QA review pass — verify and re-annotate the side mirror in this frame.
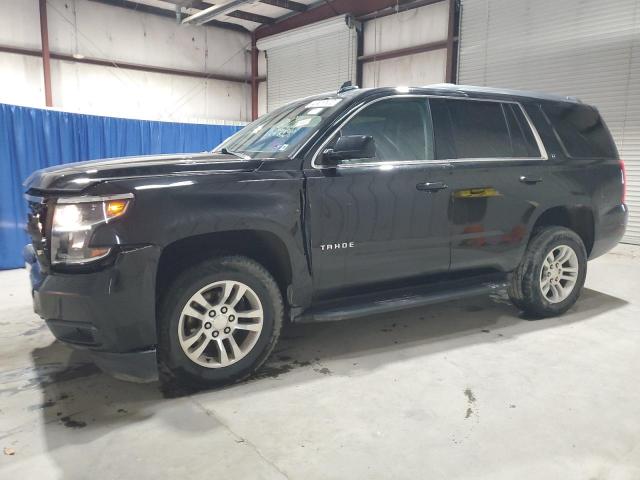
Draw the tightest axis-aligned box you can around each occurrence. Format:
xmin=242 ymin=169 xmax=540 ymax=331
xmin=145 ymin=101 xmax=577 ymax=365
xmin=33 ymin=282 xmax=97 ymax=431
xmin=321 ymin=135 xmax=376 ymax=167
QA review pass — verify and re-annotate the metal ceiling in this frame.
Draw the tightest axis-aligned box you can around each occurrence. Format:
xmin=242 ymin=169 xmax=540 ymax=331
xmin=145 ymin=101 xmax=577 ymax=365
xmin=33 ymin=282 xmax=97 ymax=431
xmin=89 ymin=0 xmax=320 ymax=32
xmin=88 ymin=0 xmax=441 ymax=39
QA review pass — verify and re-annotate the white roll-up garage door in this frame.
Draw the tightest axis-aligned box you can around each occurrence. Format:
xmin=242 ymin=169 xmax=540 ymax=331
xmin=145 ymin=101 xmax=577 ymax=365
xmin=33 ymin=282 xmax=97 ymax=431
xmin=257 ymin=15 xmax=358 ymax=112
xmin=458 ymin=0 xmax=640 ymax=244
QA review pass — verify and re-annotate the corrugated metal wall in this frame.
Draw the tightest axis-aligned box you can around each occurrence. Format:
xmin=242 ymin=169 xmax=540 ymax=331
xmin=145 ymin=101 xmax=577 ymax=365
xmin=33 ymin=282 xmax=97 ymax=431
xmin=258 ymin=17 xmax=358 ymax=111
xmin=458 ymin=0 xmax=640 ymax=244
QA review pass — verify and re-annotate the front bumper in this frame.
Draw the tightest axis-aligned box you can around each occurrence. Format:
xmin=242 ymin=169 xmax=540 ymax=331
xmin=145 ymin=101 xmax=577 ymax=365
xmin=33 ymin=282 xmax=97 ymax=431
xmin=25 ymin=244 xmax=161 ymax=382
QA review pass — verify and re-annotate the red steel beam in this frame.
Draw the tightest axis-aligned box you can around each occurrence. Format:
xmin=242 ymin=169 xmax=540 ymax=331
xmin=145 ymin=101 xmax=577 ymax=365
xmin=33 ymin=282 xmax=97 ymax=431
xmin=358 ymin=40 xmax=448 ymax=63
xmin=0 ymin=44 xmax=251 ymax=83
xmin=38 ymin=0 xmax=53 ymax=107
xmin=251 ymin=32 xmax=259 ymax=120
xmin=255 ymin=0 xmax=415 ymax=40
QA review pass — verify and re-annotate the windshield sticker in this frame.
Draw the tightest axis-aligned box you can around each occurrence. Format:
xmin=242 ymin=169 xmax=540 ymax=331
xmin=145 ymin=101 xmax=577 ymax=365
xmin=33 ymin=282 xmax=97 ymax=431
xmin=273 ymin=121 xmax=297 ymax=137
xmin=294 ymin=118 xmax=313 ymax=127
xmin=278 ymin=144 xmax=289 ymax=151
xmin=305 ymin=98 xmax=342 ymax=108
xmin=306 ymin=107 xmax=324 ymax=115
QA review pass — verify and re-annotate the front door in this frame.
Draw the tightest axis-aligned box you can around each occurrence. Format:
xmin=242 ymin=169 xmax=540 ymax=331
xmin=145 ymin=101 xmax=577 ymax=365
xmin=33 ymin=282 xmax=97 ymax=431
xmin=304 ymin=97 xmax=451 ymax=299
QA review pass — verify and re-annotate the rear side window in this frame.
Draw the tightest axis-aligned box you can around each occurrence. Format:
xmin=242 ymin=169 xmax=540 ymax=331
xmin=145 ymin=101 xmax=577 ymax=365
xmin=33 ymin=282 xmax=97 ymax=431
xmin=504 ymin=103 xmax=542 ymax=158
xmin=430 ymin=98 xmax=542 ymax=160
xmin=542 ymin=102 xmax=617 ymax=159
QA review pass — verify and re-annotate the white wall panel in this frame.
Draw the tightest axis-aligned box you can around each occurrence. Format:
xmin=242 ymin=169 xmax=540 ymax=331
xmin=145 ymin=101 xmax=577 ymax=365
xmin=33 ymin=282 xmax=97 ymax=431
xmin=258 ymin=81 xmax=267 ymax=117
xmin=0 ymin=53 xmax=44 ymax=107
xmin=362 ymin=2 xmax=449 ymax=88
xmin=50 ymin=59 xmax=250 ymax=123
xmin=0 ymin=0 xmax=40 ymax=49
xmin=363 ymin=1 xmax=448 ymax=55
xmin=45 ymin=0 xmax=249 ymax=77
xmin=362 ymin=49 xmax=447 ymax=88
xmin=458 ymin=0 xmax=640 ymax=244
xmin=0 ymin=0 xmax=251 ymax=123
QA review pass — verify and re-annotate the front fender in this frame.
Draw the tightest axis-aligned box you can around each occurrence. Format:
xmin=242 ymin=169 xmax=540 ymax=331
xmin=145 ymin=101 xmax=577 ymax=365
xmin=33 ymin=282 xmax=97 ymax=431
xmin=89 ymin=170 xmax=313 ymax=306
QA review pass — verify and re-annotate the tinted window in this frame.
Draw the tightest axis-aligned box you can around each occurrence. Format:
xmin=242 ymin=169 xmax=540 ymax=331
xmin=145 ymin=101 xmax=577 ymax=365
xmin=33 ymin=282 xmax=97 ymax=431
xmin=430 ymin=99 xmax=456 ymax=160
xmin=432 ymin=98 xmax=512 ymax=159
xmin=338 ymin=98 xmax=433 ymax=162
xmin=543 ymin=103 xmax=617 ymax=159
xmin=504 ymin=103 xmax=541 ymax=158
xmin=431 ymin=98 xmax=542 ymax=159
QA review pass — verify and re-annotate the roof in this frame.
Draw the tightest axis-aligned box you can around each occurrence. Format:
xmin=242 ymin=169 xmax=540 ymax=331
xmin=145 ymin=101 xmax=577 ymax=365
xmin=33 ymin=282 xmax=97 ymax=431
xmin=320 ymin=84 xmax=583 ymax=105
xmin=425 ymin=84 xmax=582 ymax=104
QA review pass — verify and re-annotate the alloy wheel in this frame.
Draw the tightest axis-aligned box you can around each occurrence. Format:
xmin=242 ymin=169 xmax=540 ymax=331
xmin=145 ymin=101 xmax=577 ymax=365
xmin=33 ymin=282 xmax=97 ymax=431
xmin=178 ymin=280 xmax=264 ymax=368
xmin=539 ymin=244 xmax=579 ymax=304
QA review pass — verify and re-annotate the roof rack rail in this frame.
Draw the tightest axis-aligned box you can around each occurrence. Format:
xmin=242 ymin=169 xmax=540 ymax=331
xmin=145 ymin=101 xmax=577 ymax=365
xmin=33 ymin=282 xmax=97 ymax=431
xmin=338 ymin=81 xmax=359 ymax=94
xmin=422 ymin=83 xmax=469 ymax=96
xmin=425 ymin=83 xmax=583 ymax=104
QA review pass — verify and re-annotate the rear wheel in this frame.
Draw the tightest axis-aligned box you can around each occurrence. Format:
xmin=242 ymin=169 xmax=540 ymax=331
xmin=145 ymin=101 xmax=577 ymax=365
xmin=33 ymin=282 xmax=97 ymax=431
xmin=508 ymin=226 xmax=587 ymax=318
xmin=158 ymin=255 xmax=283 ymax=388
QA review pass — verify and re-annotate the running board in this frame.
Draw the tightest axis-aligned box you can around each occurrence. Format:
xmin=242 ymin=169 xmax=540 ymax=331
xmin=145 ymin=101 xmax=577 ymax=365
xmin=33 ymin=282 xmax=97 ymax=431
xmin=299 ymin=274 xmax=508 ymax=323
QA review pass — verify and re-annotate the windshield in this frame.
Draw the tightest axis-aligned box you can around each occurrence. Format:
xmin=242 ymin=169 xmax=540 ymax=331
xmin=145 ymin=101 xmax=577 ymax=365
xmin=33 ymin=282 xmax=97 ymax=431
xmin=215 ymin=97 xmax=346 ymax=159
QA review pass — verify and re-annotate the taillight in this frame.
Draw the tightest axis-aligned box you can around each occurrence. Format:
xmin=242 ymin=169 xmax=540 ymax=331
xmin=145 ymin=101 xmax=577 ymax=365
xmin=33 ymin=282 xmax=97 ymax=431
xmin=620 ymin=159 xmax=626 ymax=204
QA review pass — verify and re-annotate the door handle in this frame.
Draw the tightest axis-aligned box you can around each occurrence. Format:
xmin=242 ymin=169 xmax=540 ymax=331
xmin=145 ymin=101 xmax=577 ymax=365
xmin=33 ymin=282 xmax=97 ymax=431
xmin=519 ymin=176 xmax=543 ymax=184
xmin=416 ymin=181 xmax=448 ymax=192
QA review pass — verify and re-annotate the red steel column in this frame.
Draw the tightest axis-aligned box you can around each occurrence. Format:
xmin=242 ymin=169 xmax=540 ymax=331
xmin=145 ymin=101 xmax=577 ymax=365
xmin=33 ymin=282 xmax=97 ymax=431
xmin=445 ymin=0 xmax=456 ymax=83
xmin=39 ymin=0 xmax=53 ymax=106
xmin=251 ymin=31 xmax=259 ymax=120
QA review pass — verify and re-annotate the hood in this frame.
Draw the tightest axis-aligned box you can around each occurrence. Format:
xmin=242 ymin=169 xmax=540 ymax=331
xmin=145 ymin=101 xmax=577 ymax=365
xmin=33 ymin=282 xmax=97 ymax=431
xmin=24 ymin=152 xmax=264 ymax=193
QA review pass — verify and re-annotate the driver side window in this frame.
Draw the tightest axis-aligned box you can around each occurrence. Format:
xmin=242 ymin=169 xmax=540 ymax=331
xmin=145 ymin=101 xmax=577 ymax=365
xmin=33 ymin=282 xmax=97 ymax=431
xmin=336 ymin=98 xmax=434 ymax=164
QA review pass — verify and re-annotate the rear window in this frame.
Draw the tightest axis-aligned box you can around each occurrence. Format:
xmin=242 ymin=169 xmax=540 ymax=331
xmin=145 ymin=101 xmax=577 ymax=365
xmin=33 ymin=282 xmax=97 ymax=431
xmin=430 ymin=98 xmax=541 ymax=160
xmin=542 ymin=102 xmax=617 ymax=159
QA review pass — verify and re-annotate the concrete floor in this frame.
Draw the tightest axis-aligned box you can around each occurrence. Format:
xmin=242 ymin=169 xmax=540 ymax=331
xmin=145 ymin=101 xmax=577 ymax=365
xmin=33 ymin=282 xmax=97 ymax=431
xmin=1 ymin=245 xmax=639 ymax=480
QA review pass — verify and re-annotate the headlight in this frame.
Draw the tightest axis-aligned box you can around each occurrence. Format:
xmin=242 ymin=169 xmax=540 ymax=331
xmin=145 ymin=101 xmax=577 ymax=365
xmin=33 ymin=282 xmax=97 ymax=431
xmin=51 ymin=194 xmax=133 ymax=265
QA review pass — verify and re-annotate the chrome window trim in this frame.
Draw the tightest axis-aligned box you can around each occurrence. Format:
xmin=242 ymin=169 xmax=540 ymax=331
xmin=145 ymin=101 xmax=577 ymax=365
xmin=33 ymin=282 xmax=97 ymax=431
xmin=56 ymin=193 xmax=134 ymax=204
xmin=310 ymin=94 xmax=549 ymax=170
xmin=517 ymin=102 xmax=549 ymax=160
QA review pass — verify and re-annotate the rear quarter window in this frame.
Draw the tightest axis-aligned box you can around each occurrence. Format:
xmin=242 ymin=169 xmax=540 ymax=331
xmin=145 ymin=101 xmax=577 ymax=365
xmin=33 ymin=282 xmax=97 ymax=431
xmin=542 ymin=102 xmax=617 ymax=159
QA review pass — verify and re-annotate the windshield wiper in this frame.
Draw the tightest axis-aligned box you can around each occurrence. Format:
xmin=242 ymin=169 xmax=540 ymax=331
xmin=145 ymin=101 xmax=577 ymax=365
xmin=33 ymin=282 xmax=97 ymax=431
xmin=218 ymin=147 xmax=250 ymax=160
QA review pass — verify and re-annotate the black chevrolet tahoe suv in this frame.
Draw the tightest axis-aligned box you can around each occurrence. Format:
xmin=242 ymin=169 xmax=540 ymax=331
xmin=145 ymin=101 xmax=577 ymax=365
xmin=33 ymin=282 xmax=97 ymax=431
xmin=23 ymin=84 xmax=627 ymax=386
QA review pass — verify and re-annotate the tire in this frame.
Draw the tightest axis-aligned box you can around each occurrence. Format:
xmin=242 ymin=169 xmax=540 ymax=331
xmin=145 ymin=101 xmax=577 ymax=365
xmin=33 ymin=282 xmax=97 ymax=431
xmin=158 ymin=255 xmax=283 ymax=388
xmin=508 ymin=226 xmax=587 ymax=318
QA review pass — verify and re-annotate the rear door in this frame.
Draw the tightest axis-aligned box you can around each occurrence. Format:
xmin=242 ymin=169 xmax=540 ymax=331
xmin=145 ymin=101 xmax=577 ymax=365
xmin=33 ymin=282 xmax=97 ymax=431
xmin=304 ymin=96 xmax=452 ymax=299
xmin=429 ymin=97 xmax=549 ymax=273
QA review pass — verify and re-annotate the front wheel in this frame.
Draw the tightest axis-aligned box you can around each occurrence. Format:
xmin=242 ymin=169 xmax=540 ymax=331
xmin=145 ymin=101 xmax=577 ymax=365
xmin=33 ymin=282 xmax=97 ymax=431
xmin=508 ymin=226 xmax=587 ymax=318
xmin=158 ymin=255 xmax=283 ymax=388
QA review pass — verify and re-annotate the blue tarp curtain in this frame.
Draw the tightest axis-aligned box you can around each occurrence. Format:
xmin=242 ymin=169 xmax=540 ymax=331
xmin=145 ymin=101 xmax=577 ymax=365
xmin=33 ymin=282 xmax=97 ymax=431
xmin=0 ymin=103 xmax=242 ymax=269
